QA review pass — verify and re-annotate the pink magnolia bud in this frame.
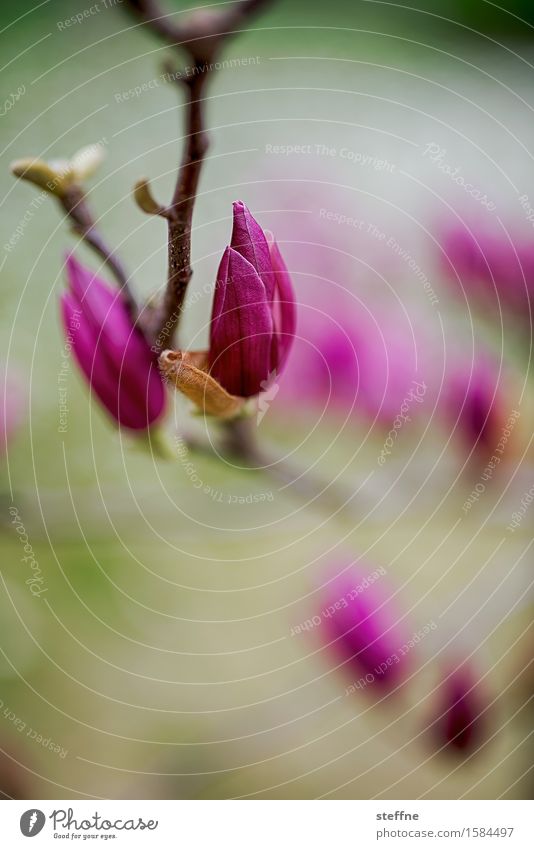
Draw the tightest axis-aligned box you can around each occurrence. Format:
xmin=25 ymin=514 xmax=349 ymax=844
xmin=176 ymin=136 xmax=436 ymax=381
xmin=429 ymin=662 xmax=489 ymax=754
xmin=60 ymin=255 xmax=166 ymax=431
xmin=209 ymin=202 xmax=296 ymax=397
xmin=319 ymin=563 xmax=410 ymax=691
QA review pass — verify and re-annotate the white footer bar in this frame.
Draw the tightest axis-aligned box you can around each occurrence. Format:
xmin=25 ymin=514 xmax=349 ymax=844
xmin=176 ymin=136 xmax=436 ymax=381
xmin=1 ymin=799 xmax=531 ymax=848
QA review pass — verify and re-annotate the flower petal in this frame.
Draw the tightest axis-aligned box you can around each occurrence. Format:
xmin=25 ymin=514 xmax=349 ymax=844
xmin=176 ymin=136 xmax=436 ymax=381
xmin=231 ymin=201 xmax=274 ymax=300
xmin=61 ymin=294 xmax=151 ymax=429
xmin=65 ymin=254 xmax=132 ymax=347
xmin=267 ymin=234 xmax=296 ymax=370
xmin=62 ymin=260 xmax=166 ymax=430
xmin=209 ymin=247 xmax=273 ymax=397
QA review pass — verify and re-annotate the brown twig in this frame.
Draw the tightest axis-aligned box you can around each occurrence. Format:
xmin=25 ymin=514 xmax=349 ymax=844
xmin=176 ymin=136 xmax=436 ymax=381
xmin=159 ymin=67 xmax=209 ymax=347
xmin=59 ymin=184 xmax=137 ymax=318
xmin=124 ymin=0 xmax=272 ymax=348
xmin=125 ymin=0 xmax=271 ymax=63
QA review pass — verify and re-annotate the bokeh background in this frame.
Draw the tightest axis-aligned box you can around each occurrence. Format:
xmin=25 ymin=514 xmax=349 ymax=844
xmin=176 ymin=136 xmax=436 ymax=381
xmin=0 ymin=0 xmax=533 ymax=799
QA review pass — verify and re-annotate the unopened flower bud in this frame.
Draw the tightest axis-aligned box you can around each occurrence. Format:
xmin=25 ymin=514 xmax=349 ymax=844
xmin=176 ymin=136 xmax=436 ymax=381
xmin=209 ymin=201 xmax=296 ymax=398
xmin=10 ymin=143 xmax=105 ymax=198
xmin=60 ymin=255 xmax=166 ymax=431
xmin=10 ymin=157 xmax=70 ymax=196
xmin=161 ymin=202 xmax=297 ymax=417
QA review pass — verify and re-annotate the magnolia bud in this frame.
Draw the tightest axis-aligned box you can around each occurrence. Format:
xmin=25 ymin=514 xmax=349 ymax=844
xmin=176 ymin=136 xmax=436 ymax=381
xmin=10 ymin=157 xmax=71 ymax=196
xmin=11 ymin=143 xmax=105 ymax=199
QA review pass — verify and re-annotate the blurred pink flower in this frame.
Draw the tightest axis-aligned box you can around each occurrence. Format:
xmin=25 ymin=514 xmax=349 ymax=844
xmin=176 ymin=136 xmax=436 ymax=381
xmin=441 ymin=225 xmax=534 ymax=315
xmin=318 ymin=562 xmax=411 ymax=691
xmin=257 ymin=186 xmax=435 ymax=425
xmin=429 ymin=662 xmax=489 ymax=755
xmin=278 ymin=292 xmax=429 ymax=426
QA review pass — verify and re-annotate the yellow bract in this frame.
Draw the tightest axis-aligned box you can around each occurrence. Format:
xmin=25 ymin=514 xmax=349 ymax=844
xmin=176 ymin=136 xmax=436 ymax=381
xmin=159 ymin=350 xmax=245 ymax=420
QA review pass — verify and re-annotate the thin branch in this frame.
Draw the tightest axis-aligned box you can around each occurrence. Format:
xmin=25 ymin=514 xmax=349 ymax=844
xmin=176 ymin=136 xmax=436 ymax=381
xmin=60 ymin=184 xmax=137 ymax=319
xmin=158 ymin=68 xmax=209 ymax=348
xmin=11 ymin=156 xmax=137 ymax=319
xmin=126 ymin=0 xmax=271 ymax=62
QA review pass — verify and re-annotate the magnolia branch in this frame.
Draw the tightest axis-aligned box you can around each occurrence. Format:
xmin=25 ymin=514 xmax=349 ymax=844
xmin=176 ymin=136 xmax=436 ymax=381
xmin=59 ymin=184 xmax=137 ymax=317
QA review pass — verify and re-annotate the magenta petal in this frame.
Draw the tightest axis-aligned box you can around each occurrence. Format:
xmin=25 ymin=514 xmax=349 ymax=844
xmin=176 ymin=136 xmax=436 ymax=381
xmin=209 ymin=246 xmax=230 ymax=344
xmin=230 ymin=201 xmax=274 ymax=300
xmin=62 ymin=294 xmax=161 ymax=430
xmin=268 ymin=237 xmax=296 ymax=370
xmin=61 ymin=293 xmax=137 ymax=426
xmin=209 ymin=247 xmax=273 ymax=397
xmin=66 ymin=254 xmax=133 ymax=347
xmin=62 ymin=258 xmax=166 ymax=431
xmin=320 ymin=564 xmax=410 ymax=691
xmin=441 ymin=226 xmax=534 ymax=312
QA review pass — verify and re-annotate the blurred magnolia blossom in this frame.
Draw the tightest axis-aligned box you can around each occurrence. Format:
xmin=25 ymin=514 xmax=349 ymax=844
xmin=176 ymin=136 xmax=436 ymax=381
xmin=441 ymin=224 xmax=534 ymax=316
xmin=279 ymin=189 xmax=516 ymax=464
xmin=277 ymin=276 xmax=436 ymax=427
xmin=318 ymin=561 xmax=411 ymax=692
xmin=1 ymin=368 xmax=24 ymax=452
xmin=259 ymin=180 xmax=439 ymax=426
xmin=428 ymin=662 xmax=489 ymax=756
xmin=262 ymin=183 xmax=518 ymax=465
